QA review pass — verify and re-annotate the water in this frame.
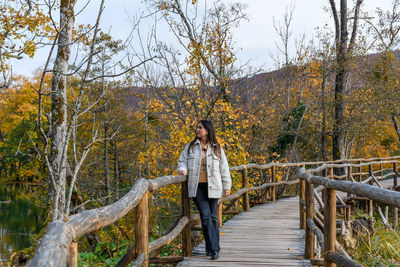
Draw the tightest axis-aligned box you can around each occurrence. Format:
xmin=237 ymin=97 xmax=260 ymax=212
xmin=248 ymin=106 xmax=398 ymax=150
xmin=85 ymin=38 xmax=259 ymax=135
xmin=0 ymin=185 xmax=45 ymax=261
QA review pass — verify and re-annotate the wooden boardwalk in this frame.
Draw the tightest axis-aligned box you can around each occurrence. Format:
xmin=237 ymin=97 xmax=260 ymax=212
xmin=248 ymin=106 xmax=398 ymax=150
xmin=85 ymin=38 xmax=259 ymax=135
xmin=178 ymin=197 xmax=311 ymax=266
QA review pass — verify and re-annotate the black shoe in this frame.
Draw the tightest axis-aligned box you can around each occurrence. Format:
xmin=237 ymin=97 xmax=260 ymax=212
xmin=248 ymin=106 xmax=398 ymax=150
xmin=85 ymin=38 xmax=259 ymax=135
xmin=206 ymin=250 xmax=211 ymax=256
xmin=211 ymin=250 xmax=219 ymax=260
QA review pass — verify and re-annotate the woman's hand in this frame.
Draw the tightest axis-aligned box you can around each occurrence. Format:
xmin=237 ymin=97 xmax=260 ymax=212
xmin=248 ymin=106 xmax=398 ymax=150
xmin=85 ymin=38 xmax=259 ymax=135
xmin=223 ymin=189 xmax=230 ymax=197
xmin=178 ymin=170 xmax=187 ymax=176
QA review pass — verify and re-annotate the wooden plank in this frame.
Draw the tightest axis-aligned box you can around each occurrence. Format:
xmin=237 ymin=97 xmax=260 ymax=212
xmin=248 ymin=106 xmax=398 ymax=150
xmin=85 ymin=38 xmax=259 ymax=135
xmin=179 ymin=196 xmax=311 ymax=266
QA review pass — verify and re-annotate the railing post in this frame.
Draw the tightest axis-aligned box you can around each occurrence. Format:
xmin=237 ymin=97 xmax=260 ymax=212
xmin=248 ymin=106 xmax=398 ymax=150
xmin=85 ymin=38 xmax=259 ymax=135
xmin=358 ymin=160 xmax=362 ymax=182
xmin=182 ymin=181 xmax=192 ymax=257
xmin=393 ymin=162 xmax=398 ymax=231
xmin=368 ymin=165 xmax=374 ymax=217
xmin=218 ymin=202 xmax=223 ymax=228
xmin=242 ymin=168 xmax=250 ymax=211
xmin=66 ymin=241 xmax=78 ymax=267
xmin=271 ymin=166 xmax=276 ymax=202
xmin=345 ymin=166 xmax=352 ymax=222
xmin=135 ymin=191 xmax=149 ymax=266
xmin=305 ymin=180 xmax=315 ymax=259
xmin=323 ymin=187 xmax=336 ymax=267
xmin=299 ymin=178 xmax=306 ymax=230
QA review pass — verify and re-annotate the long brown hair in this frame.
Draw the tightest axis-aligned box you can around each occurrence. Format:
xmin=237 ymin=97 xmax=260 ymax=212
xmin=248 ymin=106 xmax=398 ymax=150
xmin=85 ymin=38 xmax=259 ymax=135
xmin=188 ymin=120 xmax=221 ymax=159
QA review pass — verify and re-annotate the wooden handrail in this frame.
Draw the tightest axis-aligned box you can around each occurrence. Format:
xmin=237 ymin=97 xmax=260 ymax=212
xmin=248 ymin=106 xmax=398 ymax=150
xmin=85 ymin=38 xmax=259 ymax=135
xmin=148 ymin=216 xmax=189 ymax=252
xmin=298 ymin=169 xmax=400 ymax=208
xmin=31 ymin=156 xmax=400 ymax=266
xmin=31 ymin=178 xmax=148 ymax=266
xmin=298 ymin=159 xmax=400 ymax=266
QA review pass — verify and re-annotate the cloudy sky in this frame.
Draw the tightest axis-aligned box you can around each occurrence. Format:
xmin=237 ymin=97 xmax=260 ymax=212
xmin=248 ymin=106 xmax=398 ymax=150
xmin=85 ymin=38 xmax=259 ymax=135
xmin=11 ymin=0 xmax=395 ymax=76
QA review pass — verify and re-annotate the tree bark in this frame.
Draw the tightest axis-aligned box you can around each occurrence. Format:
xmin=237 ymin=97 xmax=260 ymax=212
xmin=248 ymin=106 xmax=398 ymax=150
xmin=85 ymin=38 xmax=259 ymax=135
xmin=329 ymin=0 xmax=363 ymax=174
xmin=104 ymin=121 xmax=111 ymax=203
xmin=321 ymin=59 xmax=328 ymax=161
xmin=49 ymin=0 xmax=76 ymax=220
xmin=332 ymin=0 xmax=348 ymax=165
xmin=114 ymin=131 xmax=120 ymax=199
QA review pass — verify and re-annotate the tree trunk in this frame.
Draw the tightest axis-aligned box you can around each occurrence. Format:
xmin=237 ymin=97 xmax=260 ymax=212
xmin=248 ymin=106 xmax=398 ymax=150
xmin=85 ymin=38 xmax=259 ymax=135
xmin=104 ymin=122 xmax=111 ymax=203
xmin=332 ymin=0 xmax=348 ymax=165
xmin=49 ymin=0 xmax=76 ymax=220
xmin=392 ymin=115 xmax=400 ymax=142
xmin=320 ymin=56 xmax=329 ymax=161
xmin=114 ymin=131 xmax=120 ymax=199
xmin=329 ymin=0 xmax=363 ymax=173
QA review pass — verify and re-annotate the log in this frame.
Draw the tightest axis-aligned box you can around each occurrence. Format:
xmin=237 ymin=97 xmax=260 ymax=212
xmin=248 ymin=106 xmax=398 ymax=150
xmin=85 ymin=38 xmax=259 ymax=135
xmin=149 ymin=256 xmax=184 ymax=264
xmin=131 ymin=253 xmax=145 ymax=267
xmin=66 ymin=242 xmax=77 ymax=267
xmin=307 ymin=218 xmax=324 ymax=251
xmin=228 ymin=156 xmax=400 ymax=173
xmin=393 ymin=207 xmax=398 ymax=231
xmin=377 ymin=207 xmax=393 ymax=231
xmin=305 ymin=181 xmax=315 ymax=259
xmin=368 ymin=198 xmax=374 ymax=217
xmin=299 ymin=179 xmax=306 ymax=230
xmin=298 ymin=169 xmax=400 ymax=208
xmin=148 ymin=175 xmax=186 ymax=191
xmin=271 ymin=166 xmax=276 ymax=202
xmin=134 ymin=191 xmax=149 ymax=266
xmin=310 ymin=160 xmax=400 ymax=175
xmin=32 ymin=178 xmax=148 ymax=267
xmin=242 ymin=168 xmax=250 ymax=211
xmin=361 ymin=176 xmax=373 ymax=184
xmin=324 ymin=251 xmax=362 ymax=267
xmin=316 ymin=209 xmax=324 ymax=223
xmin=181 ymin=182 xmax=191 ymax=257
xmin=371 ymin=175 xmax=382 ymax=188
xmin=314 ymin=189 xmax=324 ymax=209
xmin=115 ymin=189 xmax=150 ymax=267
xmin=314 ymin=215 xmax=324 ymax=230
xmin=220 ymin=179 xmax=300 ymax=203
xmin=148 ymin=216 xmax=189 ymax=252
xmin=218 ymin=202 xmax=223 ymax=228
xmin=323 ymin=187 xmax=336 ymax=267
xmin=313 ymin=215 xmax=352 ymax=261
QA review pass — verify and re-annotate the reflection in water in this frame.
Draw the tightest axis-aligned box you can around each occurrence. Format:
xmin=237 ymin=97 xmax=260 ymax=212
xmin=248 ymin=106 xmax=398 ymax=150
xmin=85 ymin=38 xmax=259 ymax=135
xmin=0 ymin=185 xmax=45 ymax=261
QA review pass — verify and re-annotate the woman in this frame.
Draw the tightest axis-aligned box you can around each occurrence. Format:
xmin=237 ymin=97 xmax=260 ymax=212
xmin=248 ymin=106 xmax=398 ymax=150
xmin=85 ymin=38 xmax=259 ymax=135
xmin=177 ymin=120 xmax=231 ymax=260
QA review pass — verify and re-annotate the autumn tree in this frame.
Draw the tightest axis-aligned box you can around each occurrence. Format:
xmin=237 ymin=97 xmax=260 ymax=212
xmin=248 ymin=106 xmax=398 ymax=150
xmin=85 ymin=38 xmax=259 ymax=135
xmin=366 ymin=0 xmax=400 ymax=141
xmin=329 ymin=0 xmax=363 ymax=165
xmin=0 ymin=0 xmax=52 ymax=89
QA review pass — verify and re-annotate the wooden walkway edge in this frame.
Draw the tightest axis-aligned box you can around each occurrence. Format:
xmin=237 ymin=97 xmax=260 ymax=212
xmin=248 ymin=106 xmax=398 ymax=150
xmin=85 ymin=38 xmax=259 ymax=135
xmin=178 ymin=196 xmax=311 ymax=266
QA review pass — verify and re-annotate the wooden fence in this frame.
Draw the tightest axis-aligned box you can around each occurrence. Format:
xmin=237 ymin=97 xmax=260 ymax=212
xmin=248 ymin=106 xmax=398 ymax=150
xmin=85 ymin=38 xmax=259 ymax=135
xmin=298 ymin=158 xmax=400 ymax=267
xmin=30 ymin=156 xmax=400 ymax=266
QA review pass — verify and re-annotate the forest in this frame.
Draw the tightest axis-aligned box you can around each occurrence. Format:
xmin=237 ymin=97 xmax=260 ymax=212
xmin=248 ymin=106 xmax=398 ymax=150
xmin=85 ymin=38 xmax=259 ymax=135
xmin=1 ymin=0 xmax=400 ymax=266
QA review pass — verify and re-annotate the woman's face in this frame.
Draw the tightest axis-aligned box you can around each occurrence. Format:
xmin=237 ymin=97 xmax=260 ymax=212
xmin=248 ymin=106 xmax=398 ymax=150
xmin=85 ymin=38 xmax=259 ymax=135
xmin=196 ymin=122 xmax=208 ymax=140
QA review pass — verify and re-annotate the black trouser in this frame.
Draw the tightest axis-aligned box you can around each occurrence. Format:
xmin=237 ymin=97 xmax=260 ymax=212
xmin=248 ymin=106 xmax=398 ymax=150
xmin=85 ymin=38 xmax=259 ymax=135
xmin=193 ymin=183 xmax=220 ymax=252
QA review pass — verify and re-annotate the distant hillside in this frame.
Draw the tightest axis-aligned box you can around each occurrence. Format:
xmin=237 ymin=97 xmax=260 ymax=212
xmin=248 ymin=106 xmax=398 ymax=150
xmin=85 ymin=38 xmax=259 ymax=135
xmin=121 ymin=49 xmax=400 ymax=110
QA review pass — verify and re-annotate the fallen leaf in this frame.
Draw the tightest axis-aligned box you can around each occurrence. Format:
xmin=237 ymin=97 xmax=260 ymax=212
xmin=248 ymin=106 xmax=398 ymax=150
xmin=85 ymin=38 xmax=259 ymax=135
xmin=220 ymin=232 xmax=225 ymax=235
xmin=287 ymin=248 xmax=291 ymax=251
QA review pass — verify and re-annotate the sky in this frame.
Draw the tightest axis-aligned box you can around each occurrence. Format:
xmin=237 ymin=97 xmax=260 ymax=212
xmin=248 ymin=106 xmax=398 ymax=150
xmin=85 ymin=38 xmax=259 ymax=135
xmin=11 ymin=0 xmax=395 ymax=77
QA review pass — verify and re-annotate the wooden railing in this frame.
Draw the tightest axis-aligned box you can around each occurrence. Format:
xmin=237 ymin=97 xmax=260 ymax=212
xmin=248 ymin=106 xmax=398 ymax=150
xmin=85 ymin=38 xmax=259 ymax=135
xmin=298 ymin=158 xmax=400 ymax=267
xmin=31 ymin=156 xmax=400 ymax=266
